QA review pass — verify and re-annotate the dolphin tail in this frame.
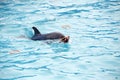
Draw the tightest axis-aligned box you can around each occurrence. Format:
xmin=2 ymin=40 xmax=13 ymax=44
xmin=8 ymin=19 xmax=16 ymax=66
xmin=32 ymin=26 xmax=41 ymax=35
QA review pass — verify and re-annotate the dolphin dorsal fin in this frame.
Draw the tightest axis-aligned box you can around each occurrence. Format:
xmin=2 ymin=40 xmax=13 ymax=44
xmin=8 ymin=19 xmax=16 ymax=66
xmin=32 ymin=27 xmax=41 ymax=35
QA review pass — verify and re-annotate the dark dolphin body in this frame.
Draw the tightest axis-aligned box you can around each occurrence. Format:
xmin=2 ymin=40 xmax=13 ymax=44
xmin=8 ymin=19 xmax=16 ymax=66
xmin=31 ymin=27 xmax=69 ymax=43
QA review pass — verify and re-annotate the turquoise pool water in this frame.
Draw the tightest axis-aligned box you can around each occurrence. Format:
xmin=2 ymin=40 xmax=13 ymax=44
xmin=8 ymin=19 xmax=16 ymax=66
xmin=0 ymin=0 xmax=120 ymax=80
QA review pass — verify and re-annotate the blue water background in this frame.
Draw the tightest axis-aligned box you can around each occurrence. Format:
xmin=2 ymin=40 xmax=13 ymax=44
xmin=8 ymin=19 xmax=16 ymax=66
xmin=0 ymin=0 xmax=120 ymax=80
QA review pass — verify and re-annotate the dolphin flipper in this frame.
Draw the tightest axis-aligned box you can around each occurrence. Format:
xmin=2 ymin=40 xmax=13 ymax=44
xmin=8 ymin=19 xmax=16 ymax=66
xmin=32 ymin=27 xmax=41 ymax=35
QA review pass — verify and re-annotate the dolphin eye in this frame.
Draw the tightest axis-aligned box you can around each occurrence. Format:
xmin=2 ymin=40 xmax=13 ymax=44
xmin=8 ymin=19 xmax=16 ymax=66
xmin=62 ymin=38 xmax=65 ymax=40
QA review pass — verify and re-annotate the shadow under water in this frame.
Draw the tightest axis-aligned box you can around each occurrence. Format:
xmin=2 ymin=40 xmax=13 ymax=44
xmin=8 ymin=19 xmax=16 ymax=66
xmin=48 ymin=42 xmax=70 ymax=53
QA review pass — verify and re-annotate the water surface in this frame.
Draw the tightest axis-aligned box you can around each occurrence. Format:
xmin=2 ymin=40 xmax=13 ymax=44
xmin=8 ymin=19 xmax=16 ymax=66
xmin=0 ymin=0 xmax=120 ymax=80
